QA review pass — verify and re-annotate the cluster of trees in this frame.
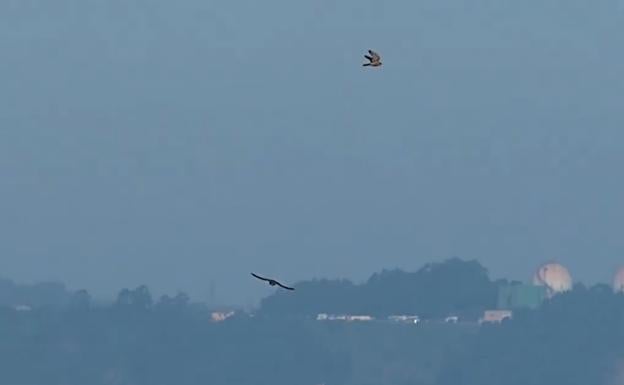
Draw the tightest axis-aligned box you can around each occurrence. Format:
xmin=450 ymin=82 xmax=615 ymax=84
xmin=437 ymin=283 xmax=624 ymax=385
xmin=2 ymin=261 xmax=624 ymax=385
xmin=260 ymin=258 xmax=498 ymax=319
xmin=0 ymin=286 xmax=349 ymax=385
xmin=0 ymin=278 xmax=71 ymax=307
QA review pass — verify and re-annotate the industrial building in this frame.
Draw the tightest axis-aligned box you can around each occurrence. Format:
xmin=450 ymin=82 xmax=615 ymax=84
xmin=533 ymin=262 xmax=573 ymax=297
xmin=497 ymin=284 xmax=546 ymax=310
xmin=485 ymin=262 xmax=574 ymax=323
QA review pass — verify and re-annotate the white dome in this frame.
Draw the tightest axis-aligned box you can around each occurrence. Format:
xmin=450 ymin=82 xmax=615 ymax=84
xmin=613 ymin=267 xmax=624 ymax=293
xmin=533 ymin=263 xmax=572 ymax=296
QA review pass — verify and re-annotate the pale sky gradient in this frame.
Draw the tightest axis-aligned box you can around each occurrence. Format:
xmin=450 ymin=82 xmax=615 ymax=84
xmin=1 ymin=0 xmax=624 ymax=305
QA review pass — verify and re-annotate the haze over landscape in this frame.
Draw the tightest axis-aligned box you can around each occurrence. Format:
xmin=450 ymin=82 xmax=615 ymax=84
xmin=2 ymin=0 xmax=624 ymax=305
xmin=0 ymin=0 xmax=624 ymax=304
xmin=2 ymin=2 xmax=624 ymax=384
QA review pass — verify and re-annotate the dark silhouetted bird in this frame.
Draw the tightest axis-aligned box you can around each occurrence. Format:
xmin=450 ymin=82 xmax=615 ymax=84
xmin=363 ymin=49 xmax=382 ymax=67
xmin=251 ymin=273 xmax=295 ymax=290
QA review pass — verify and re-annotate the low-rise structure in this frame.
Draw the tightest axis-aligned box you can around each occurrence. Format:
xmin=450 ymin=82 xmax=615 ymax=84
xmin=388 ymin=315 xmax=420 ymax=324
xmin=497 ymin=284 xmax=546 ymax=310
xmin=316 ymin=313 xmax=374 ymax=322
xmin=211 ymin=310 xmax=236 ymax=322
xmin=479 ymin=310 xmax=512 ymax=324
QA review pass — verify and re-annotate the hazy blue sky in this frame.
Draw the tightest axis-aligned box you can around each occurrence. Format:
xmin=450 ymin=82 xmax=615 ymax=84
xmin=1 ymin=0 xmax=623 ymax=305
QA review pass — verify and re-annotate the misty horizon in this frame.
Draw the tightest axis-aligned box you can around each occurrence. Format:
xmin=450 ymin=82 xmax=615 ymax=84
xmin=2 ymin=1 xmax=623 ymax=384
xmin=2 ymin=0 xmax=624 ymax=306
xmin=0 ymin=257 xmax=622 ymax=308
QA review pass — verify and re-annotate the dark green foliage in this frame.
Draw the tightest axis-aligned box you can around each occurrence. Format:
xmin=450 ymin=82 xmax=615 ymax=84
xmin=2 ymin=268 xmax=624 ymax=385
xmin=0 ymin=278 xmax=71 ymax=307
xmin=436 ymin=284 xmax=624 ymax=385
xmin=0 ymin=286 xmax=351 ymax=385
xmin=260 ymin=278 xmax=359 ymax=317
xmin=260 ymin=258 xmax=498 ymax=319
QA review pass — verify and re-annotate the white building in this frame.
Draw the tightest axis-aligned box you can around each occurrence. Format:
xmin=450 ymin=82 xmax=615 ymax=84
xmin=388 ymin=315 xmax=420 ymax=324
xmin=316 ymin=313 xmax=374 ymax=322
xmin=479 ymin=310 xmax=512 ymax=324
xmin=211 ymin=310 xmax=236 ymax=322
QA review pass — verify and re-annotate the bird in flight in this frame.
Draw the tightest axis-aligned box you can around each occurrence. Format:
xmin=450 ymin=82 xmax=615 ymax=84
xmin=363 ymin=49 xmax=382 ymax=67
xmin=251 ymin=273 xmax=295 ymax=290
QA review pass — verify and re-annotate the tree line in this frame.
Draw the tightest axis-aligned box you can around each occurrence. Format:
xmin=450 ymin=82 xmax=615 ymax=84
xmin=2 ymin=259 xmax=624 ymax=385
xmin=259 ymin=257 xmax=499 ymax=319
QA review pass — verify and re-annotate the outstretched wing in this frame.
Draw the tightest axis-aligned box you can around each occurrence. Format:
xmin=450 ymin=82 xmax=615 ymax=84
xmin=276 ymin=281 xmax=295 ymax=291
xmin=364 ymin=54 xmax=373 ymax=61
xmin=368 ymin=50 xmax=380 ymax=61
xmin=251 ymin=273 xmax=271 ymax=282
